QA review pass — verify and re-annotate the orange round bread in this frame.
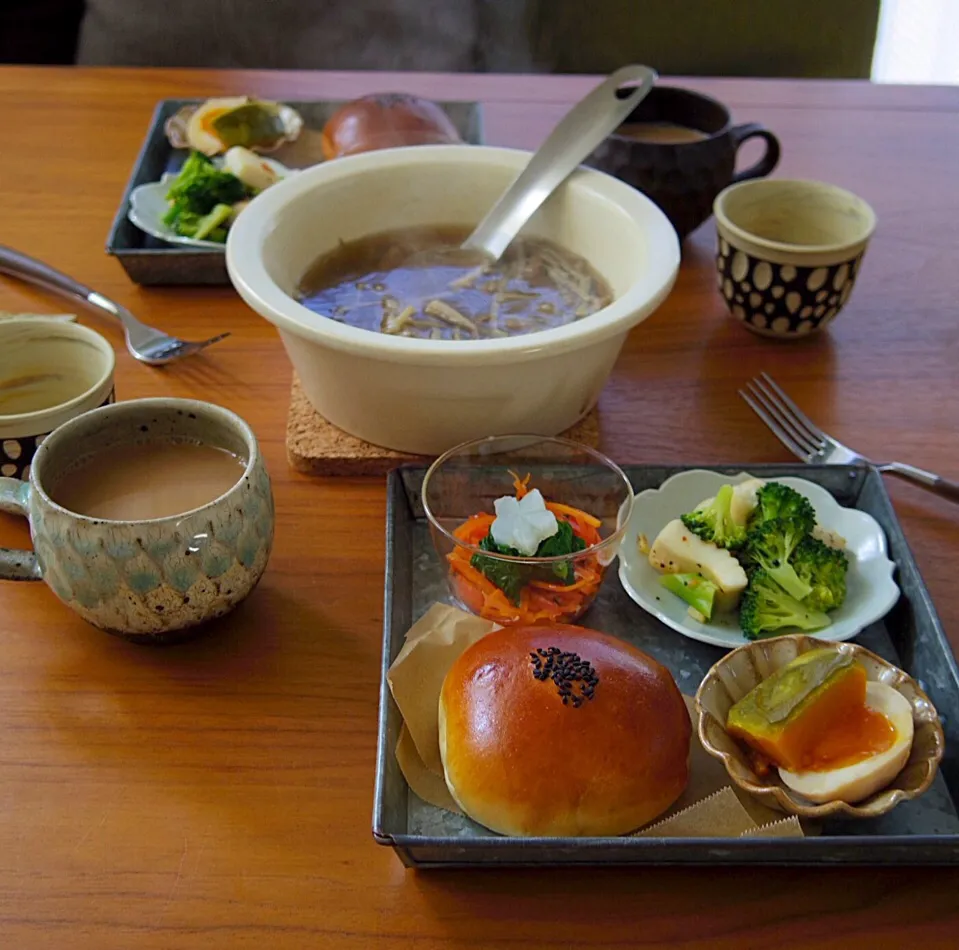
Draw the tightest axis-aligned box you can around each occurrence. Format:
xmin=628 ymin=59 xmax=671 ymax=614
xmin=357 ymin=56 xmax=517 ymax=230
xmin=438 ymin=624 xmax=691 ymax=837
xmin=320 ymin=93 xmax=462 ymax=160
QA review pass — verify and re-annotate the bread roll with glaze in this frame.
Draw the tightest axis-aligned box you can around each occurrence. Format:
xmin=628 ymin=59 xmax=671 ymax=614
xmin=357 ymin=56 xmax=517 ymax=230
xmin=438 ymin=623 xmax=690 ymax=837
xmin=321 ymin=93 xmax=462 ymax=159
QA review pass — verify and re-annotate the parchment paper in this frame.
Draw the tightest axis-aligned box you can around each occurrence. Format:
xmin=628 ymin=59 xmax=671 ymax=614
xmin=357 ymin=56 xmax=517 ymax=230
xmin=387 ymin=603 xmax=803 ymax=839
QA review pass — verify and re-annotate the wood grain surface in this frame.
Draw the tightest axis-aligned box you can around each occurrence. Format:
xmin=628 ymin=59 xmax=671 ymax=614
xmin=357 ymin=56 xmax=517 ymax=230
xmin=0 ymin=67 xmax=957 ymax=948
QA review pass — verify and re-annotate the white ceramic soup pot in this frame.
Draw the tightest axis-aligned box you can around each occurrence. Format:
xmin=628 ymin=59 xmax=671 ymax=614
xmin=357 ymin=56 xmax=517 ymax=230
xmin=226 ymin=145 xmax=680 ymax=455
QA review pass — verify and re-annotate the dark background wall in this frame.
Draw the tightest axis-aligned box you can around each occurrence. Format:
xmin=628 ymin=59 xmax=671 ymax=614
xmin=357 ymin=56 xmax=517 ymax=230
xmin=0 ymin=0 xmax=881 ymax=78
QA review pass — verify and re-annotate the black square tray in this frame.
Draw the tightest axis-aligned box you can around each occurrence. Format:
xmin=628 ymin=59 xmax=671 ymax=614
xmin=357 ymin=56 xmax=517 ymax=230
xmin=106 ymin=98 xmax=485 ymax=286
xmin=373 ymin=463 xmax=959 ymax=867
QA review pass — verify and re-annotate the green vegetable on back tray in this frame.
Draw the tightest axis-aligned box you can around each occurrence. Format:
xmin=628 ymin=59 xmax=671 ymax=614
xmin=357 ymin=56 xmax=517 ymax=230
xmin=163 ymin=151 xmax=249 ymax=241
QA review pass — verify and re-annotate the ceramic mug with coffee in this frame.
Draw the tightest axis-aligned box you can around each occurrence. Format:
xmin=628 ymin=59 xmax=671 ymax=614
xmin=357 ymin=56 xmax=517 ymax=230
xmin=587 ymin=85 xmax=781 ymax=240
xmin=0 ymin=317 xmax=116 ymax=480
xmin=0 ymin=398 xmax=274 ymax=642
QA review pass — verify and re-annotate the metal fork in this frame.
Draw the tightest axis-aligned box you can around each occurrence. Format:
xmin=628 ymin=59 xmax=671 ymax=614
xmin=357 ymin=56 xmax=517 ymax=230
xmin=0 ymin=244 xmax=229 ymax=365
xmin=740 ymin=372 xmax=959 ymax=504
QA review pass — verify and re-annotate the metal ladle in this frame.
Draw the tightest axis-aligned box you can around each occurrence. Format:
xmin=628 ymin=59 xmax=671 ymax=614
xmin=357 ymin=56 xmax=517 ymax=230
xmin=462 ymin=64 xmax=658 ymax=261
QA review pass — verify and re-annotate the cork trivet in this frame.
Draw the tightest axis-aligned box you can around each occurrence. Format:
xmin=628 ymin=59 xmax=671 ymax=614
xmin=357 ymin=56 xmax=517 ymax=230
xmin=286 ymin=374 xmax=601 ymax=476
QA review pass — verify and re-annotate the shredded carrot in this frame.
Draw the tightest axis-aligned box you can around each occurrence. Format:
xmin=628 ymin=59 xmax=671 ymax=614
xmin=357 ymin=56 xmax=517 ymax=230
xmin=450 ymin=552 xmax=604 ymax=626
xmin=446 ymin=476 xmax=606 ymax=625
xmin=448 ymin=555 xmax=498 ymax=594
xmin=545 ymin=501 xmax=602 ymax=529
xmin=452 ymin=512 xmax=495 ymax=544
xmin=528 ymin=574 xmax=596 ymax=594
xmin=508 ymin=469 xmax=531 ymax=499
xmin=450 ymin=572 xmax=486 ymax=615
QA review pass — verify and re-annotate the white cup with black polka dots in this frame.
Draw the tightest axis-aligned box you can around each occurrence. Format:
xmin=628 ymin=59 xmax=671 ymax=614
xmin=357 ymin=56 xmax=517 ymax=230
xmin=0 ymin=318 xmax=115 ymax=480
xmin=714 ymin=179 xmax=877 ymax=338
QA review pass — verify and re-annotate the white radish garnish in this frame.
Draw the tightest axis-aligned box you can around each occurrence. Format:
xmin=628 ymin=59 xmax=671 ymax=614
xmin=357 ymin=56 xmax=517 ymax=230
xmin=223 ymin=146 xmax=289 ymax=192
xmin=490 ymin=489 xmax=558 ymax=556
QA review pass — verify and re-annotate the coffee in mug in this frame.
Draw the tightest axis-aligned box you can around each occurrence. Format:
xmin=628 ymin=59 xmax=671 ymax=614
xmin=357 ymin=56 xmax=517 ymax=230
xmin=0 ymin=398 xmax=274 ymax=643
xmin=617 ymin=122 xmax=709 ymax=145
xmin=587 ymin=85 xmax=781 ymax=240
xmin=52 ymin=442 xmax=247 ymax=521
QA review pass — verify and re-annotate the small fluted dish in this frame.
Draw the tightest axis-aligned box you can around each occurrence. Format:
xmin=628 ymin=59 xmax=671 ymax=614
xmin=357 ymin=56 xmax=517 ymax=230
xmin=695 ymin=634 xmax=945 ymax=819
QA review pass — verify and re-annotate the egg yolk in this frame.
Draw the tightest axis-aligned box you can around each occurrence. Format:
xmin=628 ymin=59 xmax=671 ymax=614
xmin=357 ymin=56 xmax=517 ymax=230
xmin=200 ymin=108 xmax=230 ymax=135
xmin=798 ymin=702 xmax=896 ymax=772
xmin=728 ymin=658 xmax=869 ymax=771
xmin=727 ymin=655 xmax=899 ymax=774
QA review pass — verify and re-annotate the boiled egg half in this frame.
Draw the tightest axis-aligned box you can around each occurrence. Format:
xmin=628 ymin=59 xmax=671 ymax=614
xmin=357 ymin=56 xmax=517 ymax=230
xmin=186 ymin=97 xmax=249 ymax=155
xmin=778 ymin=681 xmax=914 ymax=804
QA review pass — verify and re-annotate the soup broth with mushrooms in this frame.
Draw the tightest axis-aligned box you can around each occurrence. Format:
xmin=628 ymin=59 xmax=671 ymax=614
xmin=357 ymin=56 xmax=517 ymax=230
xmin=296 ymin=225 xmax=613 ymax=340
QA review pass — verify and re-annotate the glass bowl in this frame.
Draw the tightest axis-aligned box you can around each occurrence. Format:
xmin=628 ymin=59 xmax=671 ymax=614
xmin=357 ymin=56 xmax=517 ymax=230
xmin=422 ymin=434 xmax=634 ymax=626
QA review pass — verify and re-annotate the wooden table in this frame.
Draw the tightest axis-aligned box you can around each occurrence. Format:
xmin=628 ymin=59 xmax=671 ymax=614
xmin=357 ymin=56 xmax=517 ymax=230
xmin=1 ymin=67 xmax=958 ymax=948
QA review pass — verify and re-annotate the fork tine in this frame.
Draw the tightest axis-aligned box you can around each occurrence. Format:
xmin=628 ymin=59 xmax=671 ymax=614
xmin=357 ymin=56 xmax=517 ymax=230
xmin=745 ymin=382 xmax=820 ymax=459
xmin=748 ymin=378 xmax=822 ymax=457
xmin=739 ymin=388 xmax=810 ymax=461
xmin=199 ymin=332 xmax=231 ymax=347
xmin=759 ymin=372 xmax=827 ymax=447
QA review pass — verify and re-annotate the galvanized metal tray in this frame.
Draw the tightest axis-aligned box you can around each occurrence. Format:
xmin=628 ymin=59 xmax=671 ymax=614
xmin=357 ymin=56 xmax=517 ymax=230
xmin=373 ymin=463 xmax=959 ymax=867
xmin=106 ymin=98 xmax=485 ymax=286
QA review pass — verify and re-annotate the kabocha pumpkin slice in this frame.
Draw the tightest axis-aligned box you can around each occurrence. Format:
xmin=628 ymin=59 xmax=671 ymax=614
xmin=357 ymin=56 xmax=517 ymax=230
xmin=726 ymin=649 xmax=867 ymax=772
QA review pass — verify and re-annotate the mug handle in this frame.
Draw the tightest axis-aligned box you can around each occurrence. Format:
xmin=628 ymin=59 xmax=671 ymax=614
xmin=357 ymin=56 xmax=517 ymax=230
xmin=0 ymin=478 xmax=42 ymax=580
xmin=730 ymin=123 xmax=781 ymax=182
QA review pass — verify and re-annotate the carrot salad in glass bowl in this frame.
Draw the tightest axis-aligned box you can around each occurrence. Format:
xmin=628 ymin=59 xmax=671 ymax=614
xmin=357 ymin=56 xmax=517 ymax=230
xmin=422 ymin=435 xmax=634 ymax=625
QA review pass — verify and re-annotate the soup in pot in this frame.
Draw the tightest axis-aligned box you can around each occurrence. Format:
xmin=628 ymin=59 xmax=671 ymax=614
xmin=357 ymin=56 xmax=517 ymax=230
xmin=296 ymin=225 xmax=613 ymax=341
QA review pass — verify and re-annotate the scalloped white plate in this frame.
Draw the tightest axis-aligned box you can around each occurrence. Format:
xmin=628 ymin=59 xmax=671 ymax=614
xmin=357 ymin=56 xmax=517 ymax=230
xmin=617 ymin=469 xmax=899 ymax=649
xmin=128 ymin=180 xmax=226 ymax=249
xmin=128 ymin=159 xmax=294 ymax=250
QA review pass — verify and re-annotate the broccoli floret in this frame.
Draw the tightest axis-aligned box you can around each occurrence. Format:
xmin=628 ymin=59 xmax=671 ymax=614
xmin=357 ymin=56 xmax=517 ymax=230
xmin=659 ymin=573 xmax=718 ymax=621
xmin=752 ymin=482 xmax=816 ymax=535
xmin=739 ymin=570 xmax=831 ymax=640
xmin=681 ymin=484 xmax=747 ymax=550
xmin=192 ymin=203 xmax=234 ymax=242
xmin=742 ymin=518 xmax=812 ymax=601
xmin=792 ymin=535 xmax=848 ymax=612
xmin=163 ymin=204 xmax=200 ymax=233
xmin=165 ymin=151 xmax=248 ymax=218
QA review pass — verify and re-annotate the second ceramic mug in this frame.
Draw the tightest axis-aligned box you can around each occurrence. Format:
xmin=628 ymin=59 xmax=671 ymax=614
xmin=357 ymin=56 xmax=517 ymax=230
xmin=0 ymin=317 xmax=116 ymax=479
xmin=586 ymin=85 xmax=781 ymax=240
xmin=0 ymin=398 xmax=274 ymax=643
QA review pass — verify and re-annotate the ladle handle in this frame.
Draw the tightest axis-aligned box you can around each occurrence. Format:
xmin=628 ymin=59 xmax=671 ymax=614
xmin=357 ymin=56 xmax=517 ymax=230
xmin=462 ymin=64 xmax=658 ymax=261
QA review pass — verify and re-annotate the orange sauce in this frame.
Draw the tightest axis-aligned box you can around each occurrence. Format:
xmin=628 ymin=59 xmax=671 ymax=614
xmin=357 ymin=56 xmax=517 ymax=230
xmin=800 ymin=703 xmax=896 ymax=772
xmin=728 ymin=661 xmax=869 ymax=772
xmin=728 ymin=655 xmax=901 ymax=775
